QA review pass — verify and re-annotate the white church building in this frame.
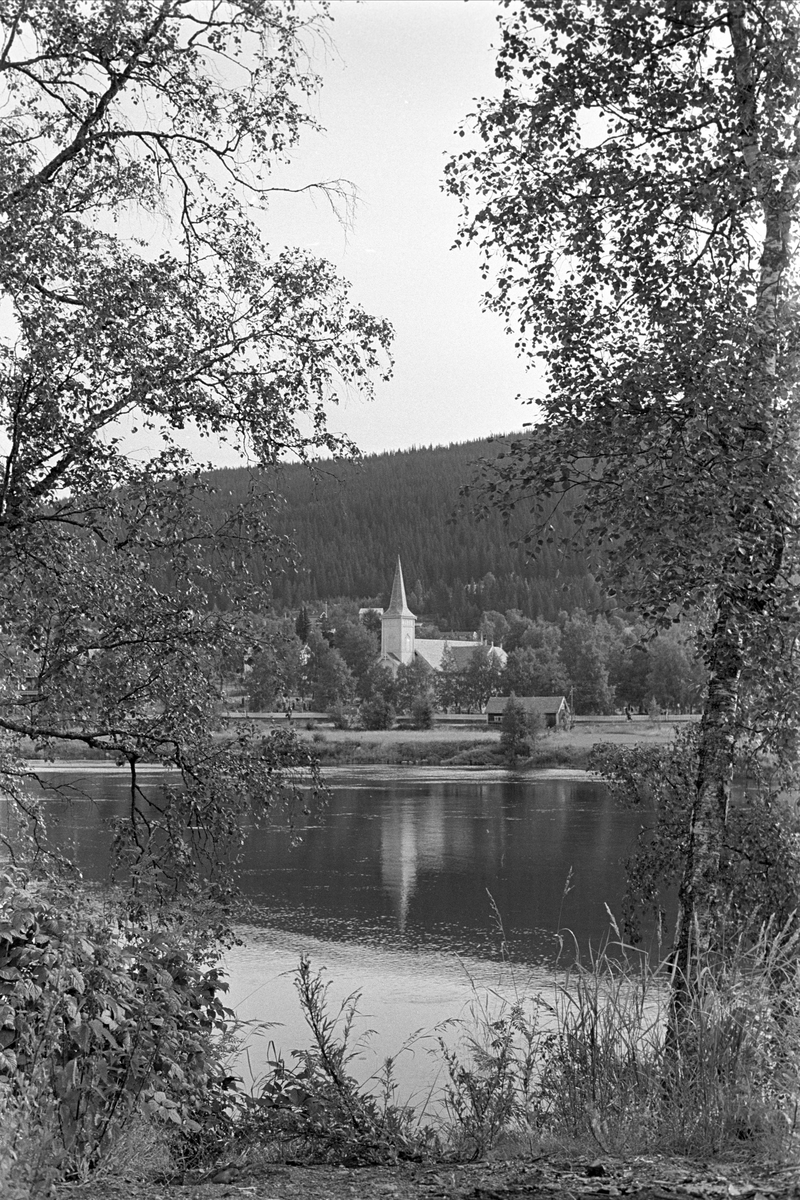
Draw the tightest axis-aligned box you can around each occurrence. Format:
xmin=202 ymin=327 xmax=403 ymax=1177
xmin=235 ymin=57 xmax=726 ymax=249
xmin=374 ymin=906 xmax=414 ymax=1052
xmin=378 ymin=557 xmax=506 ymax=676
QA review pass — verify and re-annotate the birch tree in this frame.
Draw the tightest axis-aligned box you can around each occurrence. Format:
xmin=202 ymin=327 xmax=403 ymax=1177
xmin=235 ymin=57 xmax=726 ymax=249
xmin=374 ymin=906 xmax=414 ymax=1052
xmin=0 ymin=0 xmax=391 ymax=891
xmin=447 ymin=1 xmax=800 ymax=976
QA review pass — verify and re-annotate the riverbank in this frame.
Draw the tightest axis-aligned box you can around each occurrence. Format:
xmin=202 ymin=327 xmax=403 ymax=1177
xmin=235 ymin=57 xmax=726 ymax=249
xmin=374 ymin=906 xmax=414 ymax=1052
xmin=296 ymin=715 xmax=698 ymax=769
xmin=17 ymin=714 xmax=697 ymax=771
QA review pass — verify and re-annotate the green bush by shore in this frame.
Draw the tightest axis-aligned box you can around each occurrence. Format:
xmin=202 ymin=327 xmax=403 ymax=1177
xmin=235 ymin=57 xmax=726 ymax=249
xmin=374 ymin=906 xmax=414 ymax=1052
xmin=308 ymin=735 xmax=592 ymax=771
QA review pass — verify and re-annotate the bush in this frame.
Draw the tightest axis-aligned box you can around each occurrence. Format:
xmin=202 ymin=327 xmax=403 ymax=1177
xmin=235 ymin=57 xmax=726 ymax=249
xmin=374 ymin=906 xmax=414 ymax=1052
xmin=590 ymin=729 xmax=800 ymax=943
xmin=359 ymin=696 xmax=396 ymax=731
xmin=499 ymin=695 xmax=531 ymax=764
xmin=0 ymin=871 xmax=236 ymax=1180
xmin=410 ymin=694 xmax=435 ymax=730
xmin=244 ymin=957 xmax=435 ymax=1164
xmin=328 ymin=704 xmax=355 ymax=730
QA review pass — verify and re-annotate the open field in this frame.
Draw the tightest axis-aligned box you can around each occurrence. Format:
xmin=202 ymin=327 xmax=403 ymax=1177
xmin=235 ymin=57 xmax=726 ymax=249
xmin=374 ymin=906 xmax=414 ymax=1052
xmin=295 ymin=713 xmax=698 ymax=749
xmin=288 ymin=714 xmax=700 ymax=768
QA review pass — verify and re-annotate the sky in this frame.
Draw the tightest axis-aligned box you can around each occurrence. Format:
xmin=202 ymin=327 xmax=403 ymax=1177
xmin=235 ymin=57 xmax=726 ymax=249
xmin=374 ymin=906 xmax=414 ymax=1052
xmin=253 ymin=0 xmax=537 ymax=459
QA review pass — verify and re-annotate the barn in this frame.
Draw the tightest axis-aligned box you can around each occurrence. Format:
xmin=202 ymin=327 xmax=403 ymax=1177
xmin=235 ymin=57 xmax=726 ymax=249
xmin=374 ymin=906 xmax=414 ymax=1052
xmin=486 ymin=695 xmax=570 ymax=729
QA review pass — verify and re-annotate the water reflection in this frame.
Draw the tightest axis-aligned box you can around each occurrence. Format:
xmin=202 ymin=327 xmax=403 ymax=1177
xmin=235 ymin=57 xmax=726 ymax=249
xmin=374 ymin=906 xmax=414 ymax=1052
xmin=7 ymin=765 xmax=652 ymax=963
xmin=8 ymin=764 xmax=661 ymax=1099
xmin=233 ymin=773 xmax=645 ymax=963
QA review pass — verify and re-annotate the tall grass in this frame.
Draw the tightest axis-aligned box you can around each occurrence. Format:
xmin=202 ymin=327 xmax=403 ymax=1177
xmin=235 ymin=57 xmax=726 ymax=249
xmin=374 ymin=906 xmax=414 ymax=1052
xmin=440 ymin=916 xmax=800 ymax=1161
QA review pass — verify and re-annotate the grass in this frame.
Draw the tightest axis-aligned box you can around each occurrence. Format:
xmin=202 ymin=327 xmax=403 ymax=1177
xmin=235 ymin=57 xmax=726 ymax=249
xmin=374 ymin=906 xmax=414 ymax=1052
xmin=305 ymin=733 xmax=593 ymax=770
xmin=438 ymin=916 xmax=800 ymax=1162
xmin=307 ymin=735 xmax=500 ymax=766
xmin=296 ymin=717 xmax=697 ymax=770
xmin=19 ymin=716 xmax=696 ymax=771
xmin=222 ymin=915 xmax=800 ymax=1166
xmin=5 ymin=915 xmax=798 ymax=1192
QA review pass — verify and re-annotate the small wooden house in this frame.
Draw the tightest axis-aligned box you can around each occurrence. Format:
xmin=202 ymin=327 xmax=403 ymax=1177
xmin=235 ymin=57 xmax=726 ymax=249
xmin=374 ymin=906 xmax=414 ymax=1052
xmin=486 ymin=695 xmax=570 ymax=729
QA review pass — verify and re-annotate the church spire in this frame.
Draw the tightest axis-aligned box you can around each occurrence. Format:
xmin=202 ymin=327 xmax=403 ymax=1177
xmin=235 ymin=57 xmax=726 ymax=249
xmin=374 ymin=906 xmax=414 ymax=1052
xmin=380 ymin=556 xmax=416 ymax=669
xmin=385 ymin=555 xmax=414 ymax=617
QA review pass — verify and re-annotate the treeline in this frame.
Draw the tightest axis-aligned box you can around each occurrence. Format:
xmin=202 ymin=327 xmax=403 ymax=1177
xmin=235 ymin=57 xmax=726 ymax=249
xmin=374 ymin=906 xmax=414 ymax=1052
xmin=205 ymin=438 xmax=605 ymax=627
xmin=238 ymin=602 xmax=706 ymax=719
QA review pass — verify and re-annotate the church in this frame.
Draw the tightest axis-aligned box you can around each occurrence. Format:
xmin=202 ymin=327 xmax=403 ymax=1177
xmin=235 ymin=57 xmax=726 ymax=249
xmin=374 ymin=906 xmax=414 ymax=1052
xmin=377 ymin=557 xmax=507 ymax=676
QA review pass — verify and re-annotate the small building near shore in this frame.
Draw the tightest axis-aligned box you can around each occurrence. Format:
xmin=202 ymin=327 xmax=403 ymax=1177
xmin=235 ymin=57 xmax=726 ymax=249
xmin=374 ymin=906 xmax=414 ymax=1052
xmin=486 ymin=695 xmax=570 ymax=729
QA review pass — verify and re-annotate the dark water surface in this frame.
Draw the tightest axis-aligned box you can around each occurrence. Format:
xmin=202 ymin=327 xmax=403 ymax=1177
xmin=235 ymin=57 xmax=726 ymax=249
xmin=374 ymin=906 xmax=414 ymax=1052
xmin=12 ymin=764 xmax=653 ymax=1098
xmin=235 ymin=765 xmax=643 ymax=963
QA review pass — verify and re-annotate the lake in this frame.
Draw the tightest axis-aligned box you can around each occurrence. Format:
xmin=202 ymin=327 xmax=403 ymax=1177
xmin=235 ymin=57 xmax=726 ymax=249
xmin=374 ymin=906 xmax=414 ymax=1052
xmin=10 ymin=764 xmax=657 ymax=1104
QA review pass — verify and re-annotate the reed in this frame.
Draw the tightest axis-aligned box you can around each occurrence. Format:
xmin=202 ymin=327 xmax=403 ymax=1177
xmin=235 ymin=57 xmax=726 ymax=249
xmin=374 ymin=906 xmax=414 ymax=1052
xmin=442 ymin=915 xmax=800 ymax=1161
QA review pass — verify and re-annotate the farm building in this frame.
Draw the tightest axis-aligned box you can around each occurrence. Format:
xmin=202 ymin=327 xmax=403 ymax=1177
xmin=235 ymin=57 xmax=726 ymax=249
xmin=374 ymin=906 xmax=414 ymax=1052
xmin=486 ymin=695 xmax=570 ymax=729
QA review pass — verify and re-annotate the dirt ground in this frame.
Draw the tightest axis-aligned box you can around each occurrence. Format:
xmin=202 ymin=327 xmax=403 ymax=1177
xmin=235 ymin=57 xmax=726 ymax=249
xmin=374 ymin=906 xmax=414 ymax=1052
xmin=55 ymin=1152 xmax=798 ymax=1200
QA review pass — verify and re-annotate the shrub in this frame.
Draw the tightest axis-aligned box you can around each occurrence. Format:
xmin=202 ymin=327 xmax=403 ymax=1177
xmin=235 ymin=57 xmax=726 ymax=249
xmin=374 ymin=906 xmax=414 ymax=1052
xmin=244 ymin=957 xmax=435 ymax=1164
xmin=359 ymin=696 xmax=396 ymax=731
xmin=0 ymin=872 xmax=236 ymax=1179
xmin=328 ymin=704 xmax=355 ymax=730
xmin=438 ymin=994 xmax=544 ymax=1160
xmin=499 ymin=695 xmax=531 ymax=764
xmin=409 ymin=694 xmax=435 ymax=730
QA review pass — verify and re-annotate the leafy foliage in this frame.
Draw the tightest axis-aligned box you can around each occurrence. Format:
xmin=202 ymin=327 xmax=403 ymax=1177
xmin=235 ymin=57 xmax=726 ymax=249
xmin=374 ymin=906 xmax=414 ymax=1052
xmin=447 ymin=0 xmax=800 ymax=971
xmin=0 ymin=871 xmax=236 ymax=1179
xmin=246 ymin=958 xmax=433 ymax=1165
xmin=409 ymin=693 xmax=435 ymax=731
xmin=246 ymin=625 xmax=306 ymax=712
xmin=359 ymin=695 xmax=396 ymax=732
xmin=0 ymin=0 xmax=391 ymax=887
xmin=438 ymin=999 xmax=540 ymax=1161
xmin=590 ymin=731 xmax=800 ymax=945
xmin=302 ymin=631 xmax=354 ymax=712
xmin=499 ymin=696 xmax=532 ymax=764
xmin=449 ymin=1 xmax=800 ymax=627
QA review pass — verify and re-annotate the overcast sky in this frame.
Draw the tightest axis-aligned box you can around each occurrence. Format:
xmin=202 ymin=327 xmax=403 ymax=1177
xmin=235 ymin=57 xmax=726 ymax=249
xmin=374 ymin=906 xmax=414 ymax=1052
xmin=258 ymin=0 xmax=537 ymax=459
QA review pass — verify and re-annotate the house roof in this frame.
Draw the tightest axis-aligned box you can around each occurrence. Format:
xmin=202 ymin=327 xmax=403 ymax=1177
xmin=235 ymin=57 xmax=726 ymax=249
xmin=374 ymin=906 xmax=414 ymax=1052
xmin=486 ymin=695 xmax=568 ymax=716
xmin=383 ymin=556 xmax=415 ymax=619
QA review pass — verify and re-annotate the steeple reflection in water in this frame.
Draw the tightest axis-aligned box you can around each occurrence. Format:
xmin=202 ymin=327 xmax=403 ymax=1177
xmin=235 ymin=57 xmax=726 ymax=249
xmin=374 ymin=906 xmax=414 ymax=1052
xmin=380 ymin=792 xmax=447 ymax=930
xmin=16 ymin=766 xmax=659 ymax=963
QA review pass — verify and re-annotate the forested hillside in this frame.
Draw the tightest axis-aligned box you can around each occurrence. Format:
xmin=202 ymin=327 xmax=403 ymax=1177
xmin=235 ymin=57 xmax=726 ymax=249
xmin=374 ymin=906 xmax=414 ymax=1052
xmin=207 ymin=438 xmax=604 ymax=627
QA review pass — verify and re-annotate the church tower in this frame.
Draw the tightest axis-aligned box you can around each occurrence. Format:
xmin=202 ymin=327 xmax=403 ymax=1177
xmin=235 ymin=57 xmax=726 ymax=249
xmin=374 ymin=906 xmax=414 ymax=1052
xmin=381 ymin=556 xmax=416 ymax=668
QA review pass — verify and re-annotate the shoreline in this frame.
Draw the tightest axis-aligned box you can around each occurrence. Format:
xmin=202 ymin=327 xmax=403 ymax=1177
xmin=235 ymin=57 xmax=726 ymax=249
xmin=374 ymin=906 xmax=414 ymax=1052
xmin=294 ymin=714 xmax=697 ymax=770
xmin=19 ymin=716 xmax=697 ymax=774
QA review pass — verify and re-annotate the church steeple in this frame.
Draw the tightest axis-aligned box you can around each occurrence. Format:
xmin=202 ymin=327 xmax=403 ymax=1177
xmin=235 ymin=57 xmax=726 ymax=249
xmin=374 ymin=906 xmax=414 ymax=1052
xmin=385 ymin=555 xmax=414 ymax=618
xmin=380 ymin=556 xmax=416 ymax=668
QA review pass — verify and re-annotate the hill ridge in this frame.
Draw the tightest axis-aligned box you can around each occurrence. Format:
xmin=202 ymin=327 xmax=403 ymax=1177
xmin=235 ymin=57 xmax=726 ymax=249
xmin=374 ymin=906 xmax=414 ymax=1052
xmin=207 ymin=435 xmax=600 ymax=627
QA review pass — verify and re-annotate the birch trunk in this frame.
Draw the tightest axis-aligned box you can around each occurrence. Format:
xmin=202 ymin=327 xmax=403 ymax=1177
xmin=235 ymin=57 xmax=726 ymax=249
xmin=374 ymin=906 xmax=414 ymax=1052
xmin=672 ymin=0 xmax=800 ymax=995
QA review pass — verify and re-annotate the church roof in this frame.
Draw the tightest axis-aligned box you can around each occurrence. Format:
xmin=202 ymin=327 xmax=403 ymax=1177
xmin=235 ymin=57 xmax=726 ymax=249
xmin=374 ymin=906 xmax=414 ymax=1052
xmin=383 ymin=556 xmax=415 ymax=619
xmin=415 ymin=640 xmax=507 ymax=672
